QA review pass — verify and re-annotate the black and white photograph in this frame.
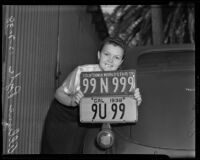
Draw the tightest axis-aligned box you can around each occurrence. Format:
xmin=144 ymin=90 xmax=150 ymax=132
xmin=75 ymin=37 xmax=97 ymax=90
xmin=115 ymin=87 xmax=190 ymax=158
xmin=2 ymin=4 xmax=195 ymax=158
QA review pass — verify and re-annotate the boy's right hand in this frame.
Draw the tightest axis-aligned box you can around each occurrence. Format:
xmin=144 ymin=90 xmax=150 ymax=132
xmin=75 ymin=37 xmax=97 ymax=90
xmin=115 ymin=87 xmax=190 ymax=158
xmin=71 ymin=90 xmax=84 ymax=106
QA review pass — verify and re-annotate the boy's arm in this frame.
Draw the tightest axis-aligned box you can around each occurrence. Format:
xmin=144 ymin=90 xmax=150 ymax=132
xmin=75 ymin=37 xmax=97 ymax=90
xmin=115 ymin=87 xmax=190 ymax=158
xmin=55 ymin=85 xmax=77 ymax=107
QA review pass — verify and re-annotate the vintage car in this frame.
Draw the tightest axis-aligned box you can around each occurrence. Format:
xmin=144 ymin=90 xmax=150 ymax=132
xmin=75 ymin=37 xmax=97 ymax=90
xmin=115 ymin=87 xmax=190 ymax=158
xmin=82 ymin=44 xmax=195 ymax=158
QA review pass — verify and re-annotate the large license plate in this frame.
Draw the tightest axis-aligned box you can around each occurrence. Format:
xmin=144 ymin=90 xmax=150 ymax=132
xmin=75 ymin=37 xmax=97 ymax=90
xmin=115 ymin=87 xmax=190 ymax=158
xmin=80 ymin=96 xmax=138 ymax=123
xmin=80 ymin=70 xmax=136 ymax=97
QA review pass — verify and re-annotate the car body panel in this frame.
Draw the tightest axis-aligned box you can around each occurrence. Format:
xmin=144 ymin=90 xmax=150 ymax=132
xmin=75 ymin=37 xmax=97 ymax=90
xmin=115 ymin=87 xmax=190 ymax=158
xmin=83 ymin=44 xmax=195 ymax=157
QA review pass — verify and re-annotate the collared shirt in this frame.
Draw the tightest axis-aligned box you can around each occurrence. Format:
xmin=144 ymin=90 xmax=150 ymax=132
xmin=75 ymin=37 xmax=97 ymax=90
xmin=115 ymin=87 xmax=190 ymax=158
xmin=62 ymin=64 xmax=102 ymax=95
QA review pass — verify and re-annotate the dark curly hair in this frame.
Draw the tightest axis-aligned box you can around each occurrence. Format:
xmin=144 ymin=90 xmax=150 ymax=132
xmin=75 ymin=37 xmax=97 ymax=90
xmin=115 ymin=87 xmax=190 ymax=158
xmin=98 ymin=36 xmax=127 ymax=60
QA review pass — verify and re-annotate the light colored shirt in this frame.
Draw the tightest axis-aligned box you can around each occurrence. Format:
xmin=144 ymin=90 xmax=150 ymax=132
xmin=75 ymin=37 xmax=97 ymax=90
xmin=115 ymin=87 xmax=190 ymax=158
xmin=62 ymin=64 xmax=102 ymax=95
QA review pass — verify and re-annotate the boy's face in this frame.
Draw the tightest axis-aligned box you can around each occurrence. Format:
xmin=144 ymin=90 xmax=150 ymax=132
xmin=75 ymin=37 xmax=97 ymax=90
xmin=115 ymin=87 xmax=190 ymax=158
xmin=98 ymin=44 xmax=124 ymax=71
xmin=98 ymin=43 xmax=124 ymax=71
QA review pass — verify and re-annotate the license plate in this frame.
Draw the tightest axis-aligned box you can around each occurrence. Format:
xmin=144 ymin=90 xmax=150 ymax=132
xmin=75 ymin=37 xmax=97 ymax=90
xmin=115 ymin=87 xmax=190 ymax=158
xmin=80 ymin=70 xmax=136 ymax=97
xmin=80 ymin=96 xmax=138 ymax=123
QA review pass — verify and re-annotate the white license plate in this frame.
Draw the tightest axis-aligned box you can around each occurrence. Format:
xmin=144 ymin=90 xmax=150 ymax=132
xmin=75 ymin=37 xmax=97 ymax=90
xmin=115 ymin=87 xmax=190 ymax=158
xmin=80 ymin=96 xmax=138 ymax=123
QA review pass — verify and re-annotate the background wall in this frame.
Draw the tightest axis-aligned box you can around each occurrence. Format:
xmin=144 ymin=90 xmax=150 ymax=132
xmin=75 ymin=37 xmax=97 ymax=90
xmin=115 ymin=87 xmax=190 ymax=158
xmin=2 ymin=5 xmax=101 ymax=154
xmin=58 ymin=5 xmax=100 ymax=85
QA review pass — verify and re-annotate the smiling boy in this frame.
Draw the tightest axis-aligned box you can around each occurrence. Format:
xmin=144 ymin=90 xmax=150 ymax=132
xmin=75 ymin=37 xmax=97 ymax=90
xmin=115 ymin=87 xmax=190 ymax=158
xmin=41 ymin=37 xmax=142 ymax=154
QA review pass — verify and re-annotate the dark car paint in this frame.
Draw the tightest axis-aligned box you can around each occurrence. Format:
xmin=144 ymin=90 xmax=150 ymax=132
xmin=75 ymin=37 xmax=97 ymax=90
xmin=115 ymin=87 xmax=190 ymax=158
xmin=83 ymin=44 xmax=195 ymax=157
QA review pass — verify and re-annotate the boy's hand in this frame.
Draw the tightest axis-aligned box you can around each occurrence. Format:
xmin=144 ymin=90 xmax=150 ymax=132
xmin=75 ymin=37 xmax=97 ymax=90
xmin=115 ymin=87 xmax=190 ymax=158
xmin=71 ymin=90 xmax=84 ymax=106
xmin=134 ymin=88 xmax=142 ymax=106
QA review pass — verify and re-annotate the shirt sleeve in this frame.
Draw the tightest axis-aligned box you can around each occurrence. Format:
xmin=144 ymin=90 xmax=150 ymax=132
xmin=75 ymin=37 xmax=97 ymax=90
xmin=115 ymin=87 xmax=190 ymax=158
xmin=62 ymin=67 xmax=80 ymax=95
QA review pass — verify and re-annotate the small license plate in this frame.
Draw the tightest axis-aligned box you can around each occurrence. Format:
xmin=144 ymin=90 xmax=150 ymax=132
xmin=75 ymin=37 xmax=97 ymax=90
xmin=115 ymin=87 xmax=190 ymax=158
xmin=80 ymin=96 xmax=138 ymax=123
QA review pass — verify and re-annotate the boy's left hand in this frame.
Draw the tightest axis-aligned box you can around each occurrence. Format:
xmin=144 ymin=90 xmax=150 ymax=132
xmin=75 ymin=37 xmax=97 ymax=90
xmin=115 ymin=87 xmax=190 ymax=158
xmin=134 ymin=88 xmax=142 ymax=106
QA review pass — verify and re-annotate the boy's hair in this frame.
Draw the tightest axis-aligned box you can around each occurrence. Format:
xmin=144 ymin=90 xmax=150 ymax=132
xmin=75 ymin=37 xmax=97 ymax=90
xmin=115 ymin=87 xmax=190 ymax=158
xmin=98 ymin=36 xmax=127 ymax=59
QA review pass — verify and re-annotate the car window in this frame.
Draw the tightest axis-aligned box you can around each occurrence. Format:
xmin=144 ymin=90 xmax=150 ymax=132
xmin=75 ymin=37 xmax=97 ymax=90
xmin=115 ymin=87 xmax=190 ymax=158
xmin=137 ymin=51 xmax=195 ymax=70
